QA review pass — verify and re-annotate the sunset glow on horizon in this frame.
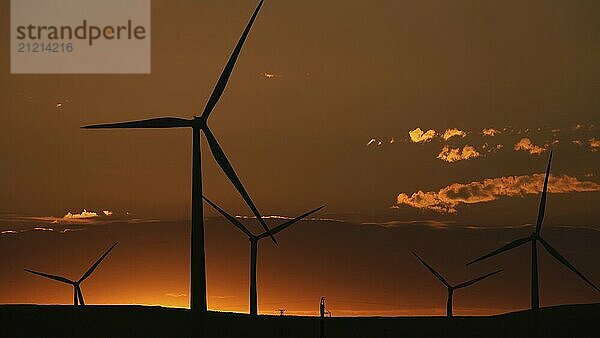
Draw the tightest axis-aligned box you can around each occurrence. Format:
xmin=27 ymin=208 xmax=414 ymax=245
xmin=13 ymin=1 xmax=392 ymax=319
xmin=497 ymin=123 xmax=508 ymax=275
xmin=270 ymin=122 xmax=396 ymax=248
xmin=2 ymin=0 xmax=600 ymax=321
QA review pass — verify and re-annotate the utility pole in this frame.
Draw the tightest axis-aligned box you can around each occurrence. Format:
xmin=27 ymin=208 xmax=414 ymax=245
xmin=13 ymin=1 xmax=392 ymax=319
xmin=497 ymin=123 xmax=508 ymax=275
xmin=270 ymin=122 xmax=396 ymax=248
xmin=320 ymin=297 xmax=327 ymax=338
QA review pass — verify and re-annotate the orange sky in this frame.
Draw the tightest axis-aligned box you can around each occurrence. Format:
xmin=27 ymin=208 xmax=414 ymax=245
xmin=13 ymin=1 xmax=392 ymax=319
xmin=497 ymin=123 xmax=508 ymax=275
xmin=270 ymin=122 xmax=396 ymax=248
xmin=1 ymin=216 xmax=599 ymax=316
xmin=1 ymin=0 xmax=600 ymax=316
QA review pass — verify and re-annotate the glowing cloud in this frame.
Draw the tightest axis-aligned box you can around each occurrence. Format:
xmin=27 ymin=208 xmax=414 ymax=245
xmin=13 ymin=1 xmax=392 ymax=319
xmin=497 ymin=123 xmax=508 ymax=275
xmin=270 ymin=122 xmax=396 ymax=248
xmin=165 ymin=293 xmax=187 ymax=298
xmin=409 ymin=128 xmax=436 ymax=143
xmin=437 ymin=145 xmax=480 ymax=163
xmin=481 ymin=143 xmax=503 ymax=154
xmin=0 ymin=210 xmax=153 ymax=227
xmin=260 ymin=72 xmax=282 ymax=79
xmin=60 ymin=228 xmax=85 ymax=233
xmin=441 ymin=128 xmax=467 ymax=140
xmin=514 ymin=138 xmax=547 ymax=155
xmin=396 ymin=174 xmax=600 ymax=213
xmin=362 ymin=219 xmax=454 ymax=229
xmin=482 ymin=128 xmax=499 ymax=136
xmin=590 ymin=138 xmax=600 ymax=152
xmin=63 ymin=209 xmax=99 ymax=219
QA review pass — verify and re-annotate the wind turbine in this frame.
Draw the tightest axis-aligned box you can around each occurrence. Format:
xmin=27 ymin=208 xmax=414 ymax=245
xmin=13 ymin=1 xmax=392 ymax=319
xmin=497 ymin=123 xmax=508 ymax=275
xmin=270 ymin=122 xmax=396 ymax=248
xmin=81 ymin=0 xmax=275 ymax=315
xmin=468 ymin=151 xmax=600 ymax=309
xmin=203 ymin=195 xmax=324 ymax=316
xmin=412 ymin=252 xmax=501 ymax=317
xmin=24 ymin=243 xmax=117 ymax=306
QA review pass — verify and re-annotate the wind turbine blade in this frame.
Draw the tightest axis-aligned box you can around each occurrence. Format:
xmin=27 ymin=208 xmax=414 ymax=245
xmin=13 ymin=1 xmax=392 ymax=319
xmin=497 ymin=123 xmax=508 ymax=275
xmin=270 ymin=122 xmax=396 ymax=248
xmin=78 ymin=243 xmax=118 ymax=283
xmin=202 ymin=195 xmax=254 ymax=238
xmin=467 ymin=236 xmax=531 ymax=265
xmin=455 ymin=269 xmax=503 ymax=289
xmin=538 ymin=237 xmax=600 ymax=292
xmin=257 ymin=206 xmax=325 ymax=239
xmin=412 ymin=252 xmax=450 ymax=288
xmin=82 ymin=117 xmax=192 ymax=129
xmin=535 ymin=151 xmax=552 ymax=235
xmin=200 ymin=0 xmax=264 ymax=120
xmin=24 ymin=269 xmax=73 ymax=284
xmin=77 ymin=286 xmax=85 ymax=305
xmin=203 ymin=126 xmax=277 ymax=245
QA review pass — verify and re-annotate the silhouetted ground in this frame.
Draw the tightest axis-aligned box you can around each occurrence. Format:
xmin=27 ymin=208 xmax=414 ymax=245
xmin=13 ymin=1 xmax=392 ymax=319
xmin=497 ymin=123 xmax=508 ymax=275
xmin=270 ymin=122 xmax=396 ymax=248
xmin=1 ymin=303 xmax=598 ymax=337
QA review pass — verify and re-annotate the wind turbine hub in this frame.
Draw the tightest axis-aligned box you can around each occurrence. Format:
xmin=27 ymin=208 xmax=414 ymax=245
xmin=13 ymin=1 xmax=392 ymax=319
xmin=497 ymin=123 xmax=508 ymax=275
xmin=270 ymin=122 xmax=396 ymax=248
xmin=192 ymin=116 xmax=207 ymax=128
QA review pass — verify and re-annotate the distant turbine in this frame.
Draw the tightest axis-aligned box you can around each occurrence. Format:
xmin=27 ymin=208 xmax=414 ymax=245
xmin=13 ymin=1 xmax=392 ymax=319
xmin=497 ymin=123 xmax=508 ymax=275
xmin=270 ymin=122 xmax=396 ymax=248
xmin=24 ymin=243 xmax=117 ymax=306
xmin=468 ymin=151 xmax=600 ymax=309
xmin=412 ymin=252 xmax=501 ymax=317
xmin=81 ymin=0 xmax=274 ymax=315
xmin=203 ymin=195 xmax=324 ymax=316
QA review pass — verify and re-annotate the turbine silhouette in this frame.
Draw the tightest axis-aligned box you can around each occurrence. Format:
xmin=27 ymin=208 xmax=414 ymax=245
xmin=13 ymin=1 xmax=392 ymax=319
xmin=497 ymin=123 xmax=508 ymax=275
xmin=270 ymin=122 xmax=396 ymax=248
xmin=81 ymin=0 xmax=274 ymax=315
xmin=468 ymin=151 xmax=600 ymax=309
xmin=203 ymin=195 xmax=324 ymax=316
xmin=412 ymin=252 xmax=501 ymax=317
xmin=24 ymin=243 xmax=117 ymax=306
